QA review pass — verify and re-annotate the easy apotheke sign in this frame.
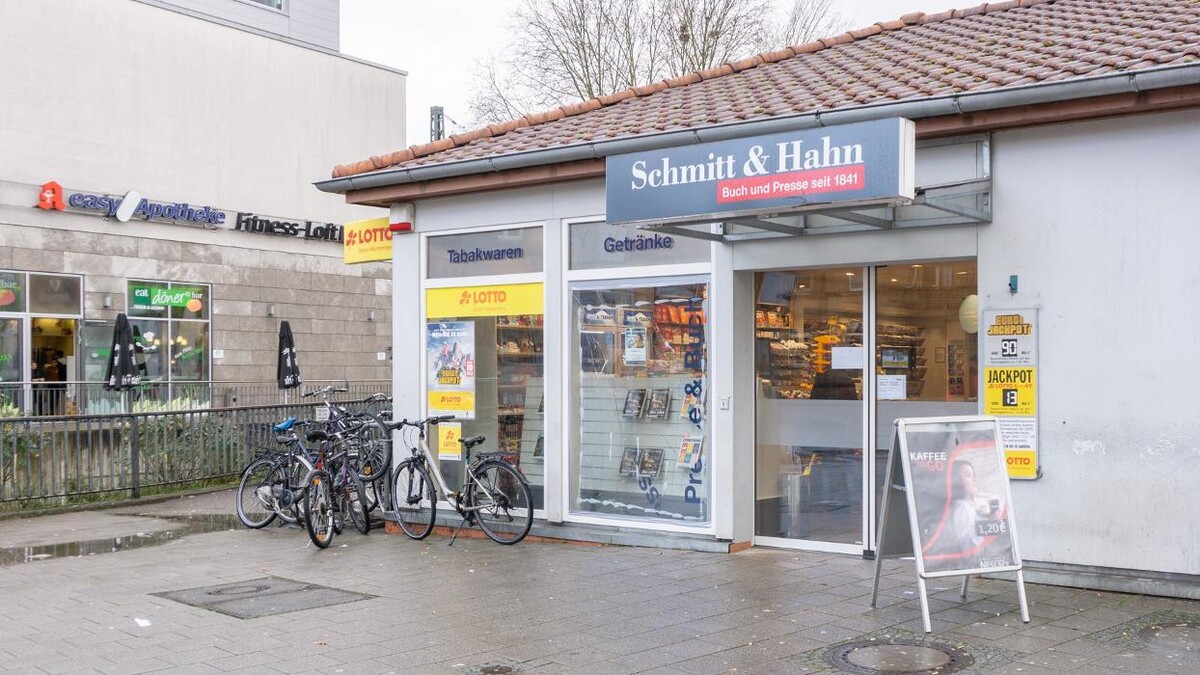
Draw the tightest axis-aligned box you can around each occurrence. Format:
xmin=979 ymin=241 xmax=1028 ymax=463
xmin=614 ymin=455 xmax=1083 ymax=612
xmin=605 ymin=117 xmax=915 ymax=225
xmin=36 ymin=181 xmax=343 ymax=243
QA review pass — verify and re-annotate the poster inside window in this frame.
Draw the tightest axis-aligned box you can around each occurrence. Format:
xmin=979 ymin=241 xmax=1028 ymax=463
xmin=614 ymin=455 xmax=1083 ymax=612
xmin=569 ymin=277 xmax=710 ymax=524
xmin=424 ymin=282 xmax=545 ymax=510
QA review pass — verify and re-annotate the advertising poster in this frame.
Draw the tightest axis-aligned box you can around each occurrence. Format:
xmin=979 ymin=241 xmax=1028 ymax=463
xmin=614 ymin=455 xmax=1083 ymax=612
xmin=437 ymin=421 xmax=462 ymax=461
xmin=622 ymin=326 xmax=647 ymax=365
xmin=427 ymin=321 xmax=476 ymax=419
xmin=904 ymin=419 xmax=1017 ymax=575
xmin=982 ymin=309 xmax=1039 ymax=479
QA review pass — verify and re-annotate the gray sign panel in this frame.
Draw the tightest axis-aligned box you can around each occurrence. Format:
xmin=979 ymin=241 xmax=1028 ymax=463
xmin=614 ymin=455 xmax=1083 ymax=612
xmin=569 ymin=221 xmax=710 ymax=270
xmin=427 ymin=227 xmax=543 ymax=279
xmin=606 ymin=118 xmax=914 ymax=225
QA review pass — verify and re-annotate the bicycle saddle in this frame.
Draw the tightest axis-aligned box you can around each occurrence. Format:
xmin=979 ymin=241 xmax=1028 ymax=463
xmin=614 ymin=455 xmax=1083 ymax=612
xmin=273 ymin=417 xmax=297 ymax=432
xmin=306 ymin=429 xmax=330 ymax=442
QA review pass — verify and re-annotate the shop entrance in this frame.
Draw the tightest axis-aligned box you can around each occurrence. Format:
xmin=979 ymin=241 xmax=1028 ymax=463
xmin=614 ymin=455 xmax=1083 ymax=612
xmin=753 ymin=261 xmax=978 ymax=553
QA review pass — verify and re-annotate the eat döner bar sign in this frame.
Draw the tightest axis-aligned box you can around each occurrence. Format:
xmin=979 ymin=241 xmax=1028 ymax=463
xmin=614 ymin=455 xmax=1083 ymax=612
xmin=605 ymin=117 xmax=914 ymax=225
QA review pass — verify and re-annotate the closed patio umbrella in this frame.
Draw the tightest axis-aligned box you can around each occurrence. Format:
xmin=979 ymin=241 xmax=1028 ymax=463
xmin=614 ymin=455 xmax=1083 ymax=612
xmin=104 ymin=313 xmax=141 ymax=391
xmin=277 ymin=320 xmax=301 ymax=389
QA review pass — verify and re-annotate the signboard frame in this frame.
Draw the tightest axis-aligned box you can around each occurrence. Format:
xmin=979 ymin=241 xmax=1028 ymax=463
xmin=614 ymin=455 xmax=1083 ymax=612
xmin=982 ymin=308 xmax=1040 ymax=479
xmin=870 ymin=415 xmax=1029 ymax=632
xmin=605 ymin=117 xmax=915 ymax=226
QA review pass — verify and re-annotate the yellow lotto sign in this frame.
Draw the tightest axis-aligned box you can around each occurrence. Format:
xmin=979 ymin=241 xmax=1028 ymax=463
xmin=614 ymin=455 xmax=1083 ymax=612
xmin=343 ymin=217 xmax=393 ymax=264
xmin=437 ymin=422 xmax=462 ymax=460
xmin=984 ymin=367 xmax=1037 ymax=416
xmin=426 ymin=283 xmax=544 ymax=318
xmin=428 ymin=390 xmax=475 ymax=417
xmin=1005 ymin=450 xmax=1038 ymax=479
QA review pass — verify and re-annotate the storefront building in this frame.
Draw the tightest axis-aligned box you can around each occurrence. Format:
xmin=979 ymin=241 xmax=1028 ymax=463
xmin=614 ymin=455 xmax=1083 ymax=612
xmin=1 ymin=0 xmax=404 ymax=412
xmin=319 ymin=1 xmax=1200 ymax=597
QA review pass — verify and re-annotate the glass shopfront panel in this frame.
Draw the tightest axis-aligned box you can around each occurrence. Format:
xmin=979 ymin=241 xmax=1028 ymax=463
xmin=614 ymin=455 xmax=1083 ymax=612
xmin=0 ymin=318 xmax=25 ymax=413
xmin=126 ymin=280 xmax=212 ymax=405
xmin=28 ymin=274 xmax=80 ymax=315
xmin=425 ymin=282 xmax=546 ymax=510
xmin=753 ymin=261 xmax=977 ymax=551
xmin=754 ymin=268 xmax=866 ymax=545
xmin=0 ymin=271 xmax=83 ymax=415
xmin=569 ymin=277 xmax=710 ymax=525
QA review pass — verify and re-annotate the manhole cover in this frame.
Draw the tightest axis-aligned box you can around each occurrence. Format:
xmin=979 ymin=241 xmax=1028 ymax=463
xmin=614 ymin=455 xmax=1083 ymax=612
xmin=826 ymin=638 xmax=973 ymax=674
xmin=154 ymin=577 xmax=374 ymax=619
xmin=458 ymin=660 xmax=522 ymax=674
xmin=1139 ymin=621 xmax=1200 ymax=652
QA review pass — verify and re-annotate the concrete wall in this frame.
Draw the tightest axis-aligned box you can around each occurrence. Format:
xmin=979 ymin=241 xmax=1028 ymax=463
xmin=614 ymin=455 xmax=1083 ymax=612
xmin=0 ymin=0 xmax=404 ymax=224
xmin=0 ymin=0 xmax=404 ymax=384
xmin=149 ymin=0 xmax=340 ymax=50
xmin=986 ymin=109 xmax=1200 ymax=576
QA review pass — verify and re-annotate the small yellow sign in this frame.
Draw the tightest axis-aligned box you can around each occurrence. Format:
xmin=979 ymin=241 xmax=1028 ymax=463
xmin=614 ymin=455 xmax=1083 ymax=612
xmin=343 ymin=217 xmax=392 ymax=264
xmin=437 ymin=422 xmax=462 ymax=461
xmin=984 ymin=367 xmax=1037 ymax=416
xmin=1005 ymin=450 xmax=1038 ymax=479
xmin=428 ymin=390 xmax=475 ymax=417
xmin=426 ymin=282 xmax=544 ymax=318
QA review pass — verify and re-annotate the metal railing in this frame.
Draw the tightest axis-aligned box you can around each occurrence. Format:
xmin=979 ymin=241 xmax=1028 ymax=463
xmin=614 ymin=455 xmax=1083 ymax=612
xmin=0 ymin=385 xmax=391 ymax=511
xmin=0 ymin=380 xmax=390 ymax=416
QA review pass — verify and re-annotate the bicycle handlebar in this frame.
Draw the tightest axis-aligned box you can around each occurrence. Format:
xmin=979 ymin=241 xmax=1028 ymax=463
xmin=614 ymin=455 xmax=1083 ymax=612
xmin=301 ymin=385 xmax=349 ymax=398
xmin=382 ymin=414 xmax=457 ymax=431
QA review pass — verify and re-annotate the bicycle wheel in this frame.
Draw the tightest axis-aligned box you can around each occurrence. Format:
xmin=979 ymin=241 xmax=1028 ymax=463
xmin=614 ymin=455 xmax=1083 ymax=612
xmin=469 ymin=460 xmax=533 ymax=544
xmin=236 ymin=458 xmax=278 ymax=529
xmin=393 ymin=458 xmax=436 ymax=539
xmin=354 ymin=427 xmax=391 ymax=484
xmin=303 ymin=469 xmax=336 ymax=549
xmin=278 ymin=453 xmax=314 ymax=525
xmin=346 ymin=474 xmax=371 ymax=535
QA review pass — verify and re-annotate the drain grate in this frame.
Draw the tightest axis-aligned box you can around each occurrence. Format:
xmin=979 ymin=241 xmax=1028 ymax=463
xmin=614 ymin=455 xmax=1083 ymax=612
xmin=824 ymin=637 xmax=974 ymax=674
xmin=457 ymin=659 xmax=523 ymax=674
xmin=1093 ymin=610 xmax=1200 ymax=659
xmin=154 ymin=577 xmax=375 ymax=619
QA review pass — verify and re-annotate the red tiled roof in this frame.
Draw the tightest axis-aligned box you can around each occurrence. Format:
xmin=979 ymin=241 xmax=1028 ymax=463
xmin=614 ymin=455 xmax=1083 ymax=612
xmin=332 ymin=0 xmax=1200 ymax=179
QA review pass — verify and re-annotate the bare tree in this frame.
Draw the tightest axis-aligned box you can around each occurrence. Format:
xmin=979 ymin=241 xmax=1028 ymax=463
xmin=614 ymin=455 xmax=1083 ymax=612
xmin=468 ymin=0 xmax=847 ymax=126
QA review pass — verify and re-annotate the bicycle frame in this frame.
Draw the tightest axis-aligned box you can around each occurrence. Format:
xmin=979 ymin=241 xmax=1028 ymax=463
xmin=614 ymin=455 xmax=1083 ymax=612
xmin=397 ymin=423 xmax=509 ymax=513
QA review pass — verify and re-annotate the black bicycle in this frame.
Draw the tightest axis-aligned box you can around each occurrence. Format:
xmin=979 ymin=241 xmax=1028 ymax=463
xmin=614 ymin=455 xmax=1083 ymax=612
xmin=301 ymin=423 xmax=372 ymax=548
xmin=235 ymin=417 xmax=316 ymax=529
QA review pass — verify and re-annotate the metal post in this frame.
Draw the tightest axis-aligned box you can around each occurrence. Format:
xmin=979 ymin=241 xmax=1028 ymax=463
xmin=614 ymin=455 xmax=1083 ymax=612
xmin=129 ymin=414 xmax=140 ymax=499
xmin=917 ymin=576 xmax=933 ymax=633
xmin=430 ymin=106 xmax=445 ymax=141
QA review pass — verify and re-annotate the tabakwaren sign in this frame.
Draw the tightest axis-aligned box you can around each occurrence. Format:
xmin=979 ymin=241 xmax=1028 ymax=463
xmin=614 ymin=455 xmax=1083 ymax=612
xmin=605 ymin=117 xmax=915 ymax=225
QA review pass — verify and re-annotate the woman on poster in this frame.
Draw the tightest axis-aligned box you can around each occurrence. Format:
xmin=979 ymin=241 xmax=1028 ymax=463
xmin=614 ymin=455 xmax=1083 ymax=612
xmin=945 ymin=459 xmax=984 ymax=559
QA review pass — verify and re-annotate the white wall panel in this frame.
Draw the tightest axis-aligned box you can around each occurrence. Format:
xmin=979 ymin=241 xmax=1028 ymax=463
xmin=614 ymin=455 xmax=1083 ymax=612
xmin=985 ymin=109 xmax=1200 ymax=575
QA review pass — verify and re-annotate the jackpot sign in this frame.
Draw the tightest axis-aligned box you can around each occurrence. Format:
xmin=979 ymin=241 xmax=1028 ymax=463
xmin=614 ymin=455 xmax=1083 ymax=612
xmin=605 ymin=118 xmax=915 ymax=225
xmin=982 ymin=309 xmax=1040 ymax=479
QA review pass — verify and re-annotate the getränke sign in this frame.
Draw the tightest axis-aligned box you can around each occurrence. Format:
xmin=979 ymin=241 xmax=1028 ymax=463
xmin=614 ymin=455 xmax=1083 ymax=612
xmin=605 ymin=117 xmax=914 ymax=225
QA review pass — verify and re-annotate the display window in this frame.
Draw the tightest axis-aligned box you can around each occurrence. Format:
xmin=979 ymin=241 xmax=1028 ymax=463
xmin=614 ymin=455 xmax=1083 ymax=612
xmin=424 ymin=282 xmax=546 ymax=510
xmin=568 ymin=277 xmax=710 ymax=525
xmin=0 ymin=271 xmax=82 ymax=415
xmin=125 ymin=280 xmax=212 ymax=400
xmin=753 ymin=261 xmax=978 ymax=551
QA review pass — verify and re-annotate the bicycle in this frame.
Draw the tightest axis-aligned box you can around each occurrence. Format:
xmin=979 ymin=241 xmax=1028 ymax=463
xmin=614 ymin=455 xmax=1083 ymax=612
xmin=301 ymin=421 xmax=372 ymax=549
xmin=389 ymin=415 xmax=533 ymax=545
xmin=235 ymin=417 xmax=316 ymax=529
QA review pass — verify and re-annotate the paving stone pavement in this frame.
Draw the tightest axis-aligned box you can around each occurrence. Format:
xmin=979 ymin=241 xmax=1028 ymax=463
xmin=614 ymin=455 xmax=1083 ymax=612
xmin=1 ymin=490 xmax=1198 ymax=674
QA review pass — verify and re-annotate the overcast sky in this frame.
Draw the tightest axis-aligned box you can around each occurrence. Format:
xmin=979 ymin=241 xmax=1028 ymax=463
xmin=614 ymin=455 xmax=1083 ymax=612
xmin=340 ymin=0 xmax=957 ymax=145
